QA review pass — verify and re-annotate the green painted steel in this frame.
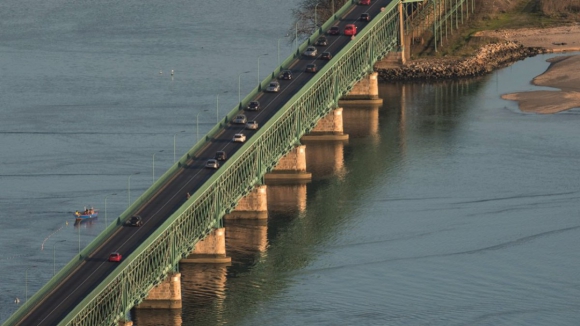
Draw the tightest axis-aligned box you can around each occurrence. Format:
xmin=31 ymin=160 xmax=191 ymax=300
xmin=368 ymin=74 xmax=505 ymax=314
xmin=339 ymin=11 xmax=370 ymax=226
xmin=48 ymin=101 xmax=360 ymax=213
xmin=3 ymin=1 xmax=474 ymax=326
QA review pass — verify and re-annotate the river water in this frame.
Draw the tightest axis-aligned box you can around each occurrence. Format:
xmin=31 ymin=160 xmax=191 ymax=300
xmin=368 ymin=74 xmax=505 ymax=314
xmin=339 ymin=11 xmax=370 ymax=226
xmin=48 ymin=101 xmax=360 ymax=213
xmin=1 ymin=0 xmax=579 ymax=324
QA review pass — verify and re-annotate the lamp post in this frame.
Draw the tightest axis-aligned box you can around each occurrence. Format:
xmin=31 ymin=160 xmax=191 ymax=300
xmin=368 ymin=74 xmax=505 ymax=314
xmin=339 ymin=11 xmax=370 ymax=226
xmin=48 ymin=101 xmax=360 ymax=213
xmin=127 ymin=172 xmax=141 ymax=207
xmin=196 ymin=110 xmax=209 ymax=143
xmin=314 ymin=3 xmax=320 ymax=30
xmin=173 ymin=130 xmax=185 ymax=163
xmin=25 ymin=266 xmax=37 ymax=303
xmin=295 ymin=22 xmax=298 ymax=51
xmin=78 ymin=223 xmax=81 ymax=253
xmin=216 ymin=94 xmax=219 ymax=124
xmin=238 ymin=71 xmax=251 ymax=104
xmin=104 ymin=193 xmax=117 ymax=228
xmin=152 ymin=150 xmax=164 ymax=184
xmin=53 ymin=240 xmax=66 ymax=276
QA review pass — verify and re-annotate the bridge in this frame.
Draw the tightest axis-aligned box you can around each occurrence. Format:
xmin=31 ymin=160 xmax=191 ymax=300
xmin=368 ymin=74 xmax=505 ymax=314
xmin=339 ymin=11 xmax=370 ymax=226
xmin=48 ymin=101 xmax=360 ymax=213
xmin=4 ymin=1 xmax=473 ymax=325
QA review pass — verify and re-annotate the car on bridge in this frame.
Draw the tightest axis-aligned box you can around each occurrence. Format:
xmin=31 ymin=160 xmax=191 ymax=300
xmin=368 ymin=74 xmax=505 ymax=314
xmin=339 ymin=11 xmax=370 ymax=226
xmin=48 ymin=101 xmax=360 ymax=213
xmin=280 ymin=70 xmax=292 ymax=80
xmin=233 ymin=114 xmax=247 ymax=124
xmin=246 ymin=101 xmax=260 ymax=111
xmin=205 ymin=159 xmax=219 ymax=169
xmin=108 ymin=252 xmax=122 ymax=262
xmin=266 ymin=80 xmax=280 ymax=92
xmin=306 ymin=63 xmax=317 ymax=73
xmin=360 ymin=13 xmax=371 ymax=21
xmin=215 ymin=151 xmax=227 ymax=161
xmin=303 ymin=46 xmax=317 ymax=57
xmin=233 ymin=133 xmax=246 ymax=143
xmin=328 ymin=26 xmax=340 ymax=35
xmin=246 ymin=120 xmax=259 ymax=130
xmin=359 ymin=0 xmax=370 ymax=5
xmin=344 ymin=24 xmax=357 ymax=36
xmin=321 ymin=51 xmax=332 ymax=60
xmin=315 ymin=36 xmax=328 ymax=46
xmin=126 ymin=215 xmax=143 ymax=227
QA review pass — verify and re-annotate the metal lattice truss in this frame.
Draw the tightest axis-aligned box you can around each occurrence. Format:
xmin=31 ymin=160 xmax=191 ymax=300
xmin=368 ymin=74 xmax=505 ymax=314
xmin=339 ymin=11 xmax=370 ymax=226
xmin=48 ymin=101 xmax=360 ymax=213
xmin=4 ymin=1 xmax=472 ymax=326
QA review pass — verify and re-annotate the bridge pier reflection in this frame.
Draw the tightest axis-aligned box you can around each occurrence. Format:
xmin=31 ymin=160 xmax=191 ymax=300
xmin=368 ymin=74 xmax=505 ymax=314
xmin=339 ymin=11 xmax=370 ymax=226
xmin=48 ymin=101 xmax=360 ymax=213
xmin=131 ymin=307 xmax=182 ymax=326
xmin=266 ymin=184 xmax=308 ymax=214
xmin=341 ymin=103 xmax=381 ymax=139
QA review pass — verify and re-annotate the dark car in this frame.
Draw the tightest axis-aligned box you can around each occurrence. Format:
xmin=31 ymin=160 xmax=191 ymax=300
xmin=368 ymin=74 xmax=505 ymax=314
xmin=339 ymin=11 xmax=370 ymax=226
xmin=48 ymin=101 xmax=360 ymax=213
xmin=215 ymin=151 xmax=227 ymax=161
xmin=281 ymin=70 xmax=292 ymax=80
xmin=127 ymin=215 xmax=143 ymax=227
xmin=306 ymin=64 xmax=317 ymax=73
xmin=328 ymin=26 xmax=340 ymax=35
xmin=360 ymin=13 xmax=370 ymax=21
xmin=321 ymin=52 xmax=332 ymax=60
xmin=246 ymin=101 xmax=260 ymax=111
xmin=315 ymin=36 xmax=328 ymax=46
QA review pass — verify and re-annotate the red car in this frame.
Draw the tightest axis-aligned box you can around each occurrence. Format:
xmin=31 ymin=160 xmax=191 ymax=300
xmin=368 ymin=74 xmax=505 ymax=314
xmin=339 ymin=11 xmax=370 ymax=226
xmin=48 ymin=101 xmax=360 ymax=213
xmin=108 ymin=252 xmax=122 ymax=262
xmin=360 ymin=0 xmax=371 ymax=5
xmin=344 ymin=24 xmax=357 ymax=36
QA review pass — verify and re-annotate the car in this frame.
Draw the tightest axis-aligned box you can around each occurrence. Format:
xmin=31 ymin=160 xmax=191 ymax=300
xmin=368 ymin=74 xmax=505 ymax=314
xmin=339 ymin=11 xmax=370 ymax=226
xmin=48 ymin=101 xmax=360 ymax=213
xmin=315 ymin=36 xmax=328 ymax=46
xmin=246 ymin=101 xmax=260 ymax=111
xmin=321 ymin=52 xmax=333 ymax=60
xmin=205 ymin=159 xmax=219 ymax=169
xmin=233 ymin=114 xmax=247 ymax=124
xmin=280 ymin=70 xmax=292 ymax=80
xmin=215 ymin=151 xmax=227 ymax=161
xmin=233 ymin=133 xmax=246 ymax=143
xmin=126 ymin=215 xmax=143 ymax=227
xmin=108 ymin=252 xmax=122 ymax=262
xmin=246 ymin=120 xmax=259 ymax=130
xmin=328 ymin=26 xmax=340 ymax=35
xmin=360 ymin=13 xmax=371 ymax=21
xmin=303 ymin=46 xmax=317 ymax=57
xmin=359 ymin=0 xmax=370 ymax=5
xmin=306 ymin=64 xmax=317 ymax=73
xmin=266 ymin=81 xmax=280 ymax=92
xmin=344 ymin=24 xmax=357 ymax=36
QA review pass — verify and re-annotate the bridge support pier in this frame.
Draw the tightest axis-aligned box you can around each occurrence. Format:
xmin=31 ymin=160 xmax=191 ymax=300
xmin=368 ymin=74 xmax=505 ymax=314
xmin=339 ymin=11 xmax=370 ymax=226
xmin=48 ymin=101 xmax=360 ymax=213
xmin=264 ymin=145 xmax=312 ymax=184
xmin=339 ymin=72 xmax=383 ymax=106
xmin=181 ymin=228 xmax=232 ymax=264
xmin=118 ymin=320 xmax=133 ymax=326
xmin=225 ymin=185 xmax=268 ymax=220
xmin=135 ymin=272 xmax=182 ymax=309
xmin=302 ymin=108 xmax=349 ymax=141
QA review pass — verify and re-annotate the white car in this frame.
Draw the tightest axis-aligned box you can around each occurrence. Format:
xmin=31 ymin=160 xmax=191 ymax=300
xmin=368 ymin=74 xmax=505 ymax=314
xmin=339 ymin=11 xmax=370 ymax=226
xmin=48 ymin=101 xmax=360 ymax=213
xmin=303 ymin=46 xmax=317 ymax=57
xmin=245 ymin=120 xmax=259 ymax=130
xmin=205 ymin=159 xmax=219 ymax=169
xmin=233 ymin=133 xmax=246 ymax=143
xmin=233 ymin=114 xmax=247 ymax=124
xmin=266 ymin=81 xmax=280 ymax=93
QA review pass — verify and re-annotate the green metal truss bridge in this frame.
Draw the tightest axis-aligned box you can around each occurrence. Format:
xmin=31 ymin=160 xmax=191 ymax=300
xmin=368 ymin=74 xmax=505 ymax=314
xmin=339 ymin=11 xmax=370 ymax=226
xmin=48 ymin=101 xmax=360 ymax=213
xmin=4 ymin=1 xmax=473 ymax=325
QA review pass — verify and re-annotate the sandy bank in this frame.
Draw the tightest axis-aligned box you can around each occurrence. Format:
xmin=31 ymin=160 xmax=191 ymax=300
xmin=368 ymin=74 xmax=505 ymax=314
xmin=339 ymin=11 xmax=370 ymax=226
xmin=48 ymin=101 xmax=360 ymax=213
xmin=501 ymin=55 xmax=580 ymax=114
xmin=475 ymin=24 xmax=580 ymax=53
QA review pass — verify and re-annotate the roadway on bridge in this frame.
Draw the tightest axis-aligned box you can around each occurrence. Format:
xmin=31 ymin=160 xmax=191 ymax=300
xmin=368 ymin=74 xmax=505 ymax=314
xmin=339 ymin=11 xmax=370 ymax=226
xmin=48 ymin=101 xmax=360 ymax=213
xmin=18 ymin=1 xmax=391 ymax=324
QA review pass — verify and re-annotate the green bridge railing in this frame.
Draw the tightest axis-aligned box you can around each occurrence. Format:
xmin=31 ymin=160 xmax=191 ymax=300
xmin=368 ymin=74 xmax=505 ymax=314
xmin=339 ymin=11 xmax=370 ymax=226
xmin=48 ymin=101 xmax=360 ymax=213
xmin=4 ymin=1 xmax=474 ymax=325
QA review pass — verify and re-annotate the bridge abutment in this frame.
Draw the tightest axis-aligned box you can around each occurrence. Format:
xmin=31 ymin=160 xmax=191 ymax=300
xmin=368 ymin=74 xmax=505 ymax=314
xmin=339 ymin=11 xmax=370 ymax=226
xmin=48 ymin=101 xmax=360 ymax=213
xmin=301 ymin=108 xmax=349 ymax=141
xmin=264 ymin=145 xmax=312 ymax=183
xmin=225 ymin=185 xmax=268 ymax=220
xmin=339 ymin=72 xmax=383 ymax=105
xmin=181 ymin=228 xmax=232 ymax=264
xmin=135 ymin=272 xmax=182 ymax=309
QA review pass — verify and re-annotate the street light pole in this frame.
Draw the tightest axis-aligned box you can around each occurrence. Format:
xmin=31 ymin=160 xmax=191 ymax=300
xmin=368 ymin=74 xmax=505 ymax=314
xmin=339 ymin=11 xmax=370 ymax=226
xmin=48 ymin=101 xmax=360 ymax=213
xmin=173 ymin=130 xmax=185 ymax=163
xmin=196 ymin=110 xmax=209 ymax=143
xmin=25 ymin=266 xmax=37 ymax=303
xmin=295 ymin=22 xmax=298 ymax=51
xmin=104 ymin=193 xmax=117 ymax=228
xmin=257 ymin=54 xmax=268 ymax=88
xmin=315 ymin=3 xmax=320 ymax=30
xmin=238 ymin=71 xmax=250 ymax=104
xmin=152 ymin=150 xmax=163 ymax=184
xmin=53 ymin=240 xmax=66 ymax=276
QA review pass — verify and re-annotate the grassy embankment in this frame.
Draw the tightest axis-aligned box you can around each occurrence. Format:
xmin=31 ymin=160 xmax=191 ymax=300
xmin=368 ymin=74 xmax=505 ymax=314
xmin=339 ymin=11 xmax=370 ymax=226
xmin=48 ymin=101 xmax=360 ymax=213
xmin=412 ymin=0 xmax=580 ymax=58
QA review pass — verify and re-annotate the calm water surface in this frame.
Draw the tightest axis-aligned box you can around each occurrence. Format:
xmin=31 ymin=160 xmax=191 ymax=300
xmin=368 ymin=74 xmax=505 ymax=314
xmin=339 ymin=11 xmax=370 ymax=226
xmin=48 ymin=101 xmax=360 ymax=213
xmin=1 ymin=0 xmax=580 ymax=324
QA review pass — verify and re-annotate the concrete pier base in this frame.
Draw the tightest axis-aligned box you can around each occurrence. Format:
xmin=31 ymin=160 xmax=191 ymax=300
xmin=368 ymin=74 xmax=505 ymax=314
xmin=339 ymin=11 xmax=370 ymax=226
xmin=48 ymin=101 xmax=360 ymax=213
xmin=265 ymin=145 xmax=312 ymax=184
xmin=301 ymin=108 xmax=349 ymax=142
xmin=339 ymin=72 xmax=383 ymax=105
xmin=136 ymin=273 xmax=182 ymax=309
xmin=118 ymin=321 xmax=133 ymax=326
xmin=225 ymin=185 xmax=268 ymax=220
xmin=181 ymin=228 xmax=232 ymax=264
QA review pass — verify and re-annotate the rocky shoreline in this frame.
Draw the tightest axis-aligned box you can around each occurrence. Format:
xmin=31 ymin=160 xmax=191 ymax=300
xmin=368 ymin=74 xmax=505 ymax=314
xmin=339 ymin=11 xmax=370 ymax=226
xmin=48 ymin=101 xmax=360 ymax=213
xmin=376 ymin=42 xmax=549 ymax=82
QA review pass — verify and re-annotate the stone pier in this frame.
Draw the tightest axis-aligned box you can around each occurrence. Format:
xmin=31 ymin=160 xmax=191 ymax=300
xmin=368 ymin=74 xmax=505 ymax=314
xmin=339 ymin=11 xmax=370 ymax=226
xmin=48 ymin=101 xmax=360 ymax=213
xmin=224 ymin=185 xmax=268 ymax=220
xmin=181 ymin=228 xmax=231 ymax=264
xmin=135 ymin=273 xmax=182 ymax=309
xmin=301 ymin=108 xmax=349 ymax=141
xmin=339 ymin=72 xmax=383 ymax=105
xmin=118 ymin=321 xmax=133 ymax=326
xmin=264 ymin=145 xmax=312 ymax=184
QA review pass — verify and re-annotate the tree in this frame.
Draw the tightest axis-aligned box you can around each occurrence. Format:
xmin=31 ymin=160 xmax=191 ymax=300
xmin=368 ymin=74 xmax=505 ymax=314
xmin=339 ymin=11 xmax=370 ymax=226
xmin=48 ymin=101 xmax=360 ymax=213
xmin=289 ymin=0 xmax=351 ymax=42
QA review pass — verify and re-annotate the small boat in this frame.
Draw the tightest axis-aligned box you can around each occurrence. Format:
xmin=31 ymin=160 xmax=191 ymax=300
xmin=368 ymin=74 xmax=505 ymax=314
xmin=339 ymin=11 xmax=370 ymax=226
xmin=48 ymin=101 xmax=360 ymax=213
xmin=74 ymin=207 xmax=98 ymax=220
